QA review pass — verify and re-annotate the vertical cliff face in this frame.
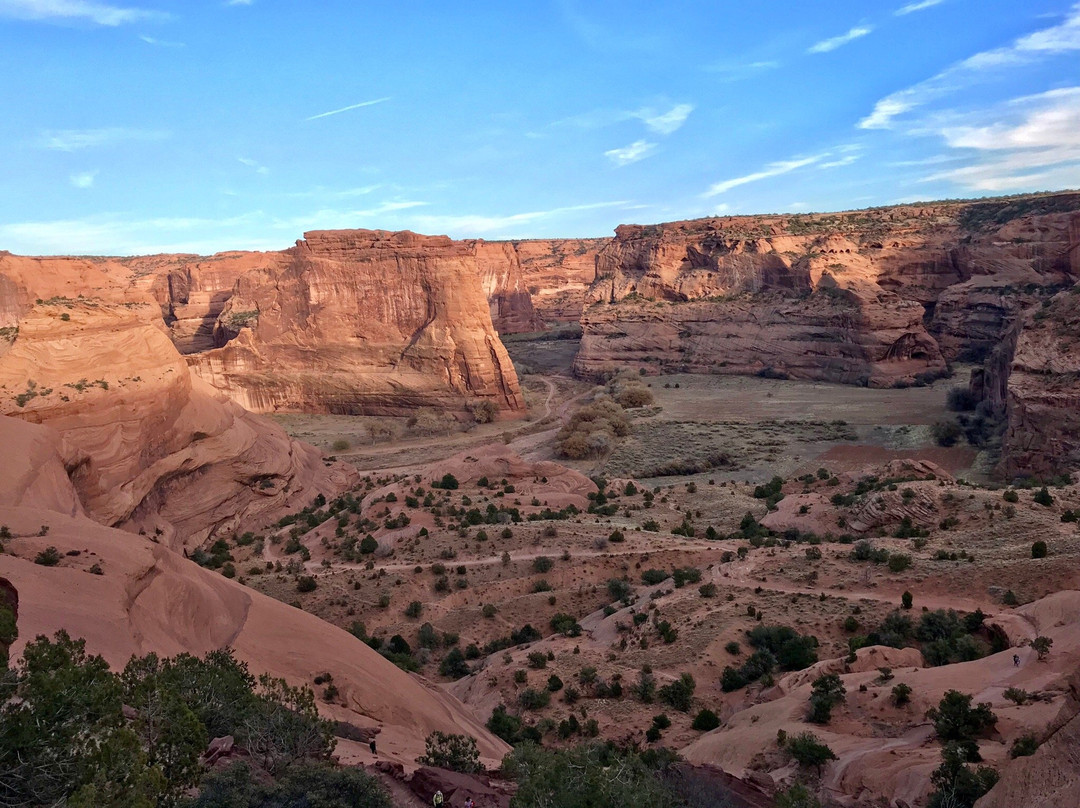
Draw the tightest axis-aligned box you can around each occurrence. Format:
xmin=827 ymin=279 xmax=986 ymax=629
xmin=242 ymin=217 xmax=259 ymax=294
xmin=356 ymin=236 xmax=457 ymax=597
xmin=137 ymin=252 xmax=279 ymax=354
xmin=576 ymin=196 xmax=1080 ymax=389
xmin=187 ymin=230 xmax=525 ymax=416
xmin=0 ymin=253 xmax=355 ymax=549
xmin=471 ymin=240 xmax=545 ymax=334
xmin=995 ymin=286 xmax=1080 ymax=479
xmin=513 ymin=238 xmax=609 ymax=323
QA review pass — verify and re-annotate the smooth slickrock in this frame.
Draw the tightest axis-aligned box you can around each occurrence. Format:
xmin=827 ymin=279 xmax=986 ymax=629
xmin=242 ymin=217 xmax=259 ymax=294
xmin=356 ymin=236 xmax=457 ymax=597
xmin=0 ymin=421 xmax=508 ymax=768
xmin=0 ymin=254 xmax=354 ymax=549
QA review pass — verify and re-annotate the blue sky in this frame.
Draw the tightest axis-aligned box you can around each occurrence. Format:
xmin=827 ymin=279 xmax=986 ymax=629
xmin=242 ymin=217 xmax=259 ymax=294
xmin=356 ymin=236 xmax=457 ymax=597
xmin=1 ymin=0 xmax=1078 ymax=254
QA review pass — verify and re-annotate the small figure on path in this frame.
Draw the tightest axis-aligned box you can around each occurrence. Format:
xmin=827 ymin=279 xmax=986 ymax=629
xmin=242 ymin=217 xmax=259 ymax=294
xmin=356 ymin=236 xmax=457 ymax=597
xmin=1013 ymin=654 xmax=1020 ymax=667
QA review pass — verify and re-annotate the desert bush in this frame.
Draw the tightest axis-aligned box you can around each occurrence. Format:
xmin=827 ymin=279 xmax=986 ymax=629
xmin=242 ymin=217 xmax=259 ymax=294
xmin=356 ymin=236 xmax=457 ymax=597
xmin=946 ymin=387 xmax=977 ymax=412
xmin=416 ymin=730 xmax=481 ymax=773
xmin=691 ymin=708 xmax=720 ymax=731
xmin=787 ymin=732 xmax=837 ymax=771
xmin=931 ymin=420 xmax=962 ymax=447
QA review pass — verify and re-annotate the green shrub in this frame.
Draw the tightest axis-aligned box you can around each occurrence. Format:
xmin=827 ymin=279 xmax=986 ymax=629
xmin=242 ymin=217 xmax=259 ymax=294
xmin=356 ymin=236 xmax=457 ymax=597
xmin=33 ymin=546 xmax=61 ymax=566
xmin=416 ymin=730 xmax=482 ymax=773
xmin=1033 ymin=487 xmax=1053 ymax=506
xmin=1031 ymin=540 xmax=1048 ymax=559
xmin=1010 ymin=734 xmax=1039 ymax=758
xmin=691 ymin=709 xmax=720 ymax=731
xmin=787 ymin=731 xmax=837 ymax=771
xmin=927 ymin=691 xmax=997 ymax=743
xmin=807 ymin=674 xmax=845 ymax=724
xmin=657 ymin=673 xmax=695 ymax=712
xmin=296 ymin=576 xmax=317 ymax=593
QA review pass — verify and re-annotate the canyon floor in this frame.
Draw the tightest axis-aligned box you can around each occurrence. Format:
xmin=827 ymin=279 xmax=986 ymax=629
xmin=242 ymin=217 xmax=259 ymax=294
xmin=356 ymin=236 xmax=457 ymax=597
xmin=226 ymin=333 xmax=1079 ymax=806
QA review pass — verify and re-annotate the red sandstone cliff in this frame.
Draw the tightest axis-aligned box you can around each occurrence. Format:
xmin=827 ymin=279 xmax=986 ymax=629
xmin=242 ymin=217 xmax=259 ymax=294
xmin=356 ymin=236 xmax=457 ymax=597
xmin=511 ymin=238 xmax=608 ymax=323
xmin=186 ymin=230 xmax=525 ymax=416
xmin=0 ymin=253 xmax=355 ymax=549
xmin=575 ymin=194 xmax=1080 ymax=388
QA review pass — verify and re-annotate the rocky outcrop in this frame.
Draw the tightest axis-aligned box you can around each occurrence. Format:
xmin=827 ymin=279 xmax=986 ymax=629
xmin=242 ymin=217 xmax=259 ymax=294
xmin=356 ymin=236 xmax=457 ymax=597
xmin=0 ymin=424 xmax=509 ymax=767
xmin=576 ymin=194 xmax=1080 ymax=388
xmin=997 ymin=286 xmax=1080 ymax=478
xmin=473 ymin=241 xmax=545 ymax=334
xmin=137 ymin=252 xmax=274 ymax=353
xmin=0 ymin=254 xmax=355 ymax=550
xmin=975 ymin=677 xmax=1080 ymax=807
xmin=512 ymin=238 xmax=609 ymax=323
xmin=187 ymin=230 xmax=524 ymax=417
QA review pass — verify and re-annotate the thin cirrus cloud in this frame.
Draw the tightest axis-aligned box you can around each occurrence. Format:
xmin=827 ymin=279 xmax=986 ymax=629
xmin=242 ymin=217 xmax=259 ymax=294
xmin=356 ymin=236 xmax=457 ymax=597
xmin=807 ymin=25 xmax=873 ymax=54
xmin=238 ymin=157 xmax=269 ymax=175
xmin=605 ymin=140 xmax=656 ymax=166
xmin=895 ymin=0 xmax=944 ymax=15
xmin=0 ymin=0 xmax=169 ymax=26
xmin=633 ymin=103 xmax=694 ymax=135
xmin=407 ymin=201 xmax=630 ymax=236
xmin=69 ymin=171 xmax=97 ymax=189
xmin=38 ymin=127 xmax=169 ymax=151
xmin=860 ymin=2 xmax=1080 ymax=129
xmin=921 ymin=86 xmax=1080 ymax=192
xmin=304 ymin=97 xmax=391 ymax=121
xmin=703 ymin=154 xmax=828 ymax=197
xmin=139 ymin=33 xmax=183 ymax=46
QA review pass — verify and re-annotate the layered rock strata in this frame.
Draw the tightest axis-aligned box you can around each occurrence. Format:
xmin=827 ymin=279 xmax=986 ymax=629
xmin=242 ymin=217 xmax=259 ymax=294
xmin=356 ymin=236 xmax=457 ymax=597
xmin=186 ymin=230 xmax=525 ymax=416
xmin=575 ymin=194 xmax=1080 ymax=389
xmin=0 ymin=253 xmax=354 ymax=549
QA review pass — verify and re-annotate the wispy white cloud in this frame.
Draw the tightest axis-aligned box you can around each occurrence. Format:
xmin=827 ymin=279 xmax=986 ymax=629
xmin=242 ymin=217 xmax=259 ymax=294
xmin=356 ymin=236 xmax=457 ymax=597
xmin=305 ymin=97 xmax=390 ymax=121
xmin=605 ymin=140 xmax=656 ymax=166
xmin=408 ymin=201 xmax=630 ymax=236
xmin=139 ymin=33 xmax=183 ymax=46
xmin=702 ymin=60 xmax=780 ymax=80
xmin=808 ymin=25 xmax=873 ymax=54
xmin=895 ymin=0 xmax=944 ymax=15
xmin=0 ymin=0 xmax=168 ymax=26
xmin=69 ymin=171 xmax=96 ymax=188
xmin=921 ymin=86 xmax=1080 ymax=191
xmin=0 ymin=211 xmax=275 ymax=256
xmin=818 ymin=153 xmax=861 ymax=169
xmin=860 ymin=3 xmax=1080 ymax=129
xmin=553 ymin=102 xmax=694 ymax=136
xmin=703 ymin=154 xmax=827 ymax=197
xmin=633 ymin=103 xmax=694 ymax=135
xmin=225 ymin=0 xmax=252 ymax=5
xmin=38 ymin=127 xmax=169 ymax=151
xmin=238 ymin=156 xmax=269 ymax=175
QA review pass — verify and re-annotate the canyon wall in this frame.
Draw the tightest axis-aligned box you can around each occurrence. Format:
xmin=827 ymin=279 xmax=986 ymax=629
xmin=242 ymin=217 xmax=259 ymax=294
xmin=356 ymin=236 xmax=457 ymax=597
xmin=186 ymin=230 xmax=525 ymax=416
xmin=0 ymin=253 xmax=355 ymax=549
xmin=575 ymin=194 xmax=1080 ymax=389
xmin=511 ymin=238 xmax=609 ymax=323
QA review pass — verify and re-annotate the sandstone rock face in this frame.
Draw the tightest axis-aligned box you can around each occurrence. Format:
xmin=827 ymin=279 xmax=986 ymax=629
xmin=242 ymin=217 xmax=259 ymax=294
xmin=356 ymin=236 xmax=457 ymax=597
xmin=472 ymin=240 xmax=545 ymax=334
xmin=0 ymin=428 xmax=509 ymax=766
xmin=137 ymin=252 xmax=274 ymax=353
xmin=187 ymin=230 xmax=524 ymax=416
xmin=0 ymin=254 xmax=355 ymax=549
xmin=512 ymin=238 xmax=609 ymax=323
xmin=576 ymin=195 xmax=1080 ymax=388
xmin=997 ymin=285 xmax=1080 ymax=478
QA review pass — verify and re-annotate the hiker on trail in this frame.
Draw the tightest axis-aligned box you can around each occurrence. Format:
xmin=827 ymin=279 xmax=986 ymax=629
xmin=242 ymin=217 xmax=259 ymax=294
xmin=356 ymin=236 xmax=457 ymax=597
xmin=369 ymin=740 xmax=376 ymax=755
xmin=433 ymin=790 xmax=444 ymax=807
xmin=465 ymin=799 xmax=475 ymax=808
xmin=1014 ymin=654 xmax=1020 ymax=667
